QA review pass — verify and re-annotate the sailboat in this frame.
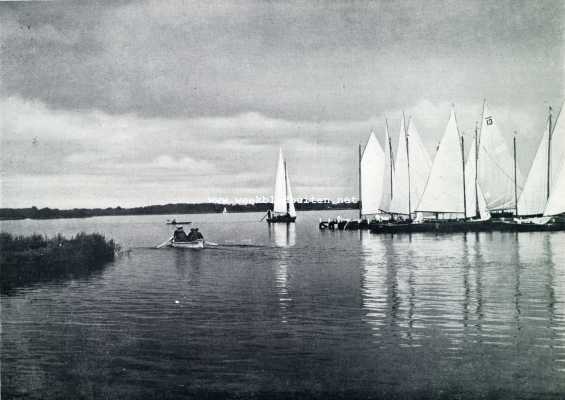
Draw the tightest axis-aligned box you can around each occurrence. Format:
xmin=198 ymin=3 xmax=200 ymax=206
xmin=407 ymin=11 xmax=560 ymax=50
xmin=387 ymin=115 xmax=432 ymax=219
xmin=267 ymin=148 xmax=296 ymax=223
xmin=320 ymin=124 xmax=392 ymax=231
xmin=477 ymin=100 xmax=524 ymax=214
xmin=359 ymin=130 xmax=386 ymax=221
xmin=374 ymin=107 xmax=492 ymax=233
xmin=498 ymin=101 xmax=565 ymax=230
xmin=415 ymin=107 xmax=466 ymax=219
xmin=517 ymin=102 xmax=565 ymax=217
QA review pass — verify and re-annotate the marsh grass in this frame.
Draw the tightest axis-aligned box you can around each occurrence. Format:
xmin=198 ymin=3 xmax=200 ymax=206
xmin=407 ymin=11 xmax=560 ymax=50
xmin=0 ymin=232 xmax=119 ymax=293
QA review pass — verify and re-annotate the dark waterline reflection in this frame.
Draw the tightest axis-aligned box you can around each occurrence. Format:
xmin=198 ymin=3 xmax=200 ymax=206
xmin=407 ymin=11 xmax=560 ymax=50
xmin=1 ymin=212 xmax=565 ymax=399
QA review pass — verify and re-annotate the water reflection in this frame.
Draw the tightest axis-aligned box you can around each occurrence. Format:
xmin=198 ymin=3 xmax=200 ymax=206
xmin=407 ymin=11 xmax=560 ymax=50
xmin=473 ymin=233 xmax=485 ymax=334
xmin=360 ymin=232 xmax=391 ymax=341
xmin=513 ymin=234 xmax=521 ymax=337
xmin=549 ymin=234 xmax=565 ymax=371
xmin=174 ymin=248 xmax=201 ymax=286
xmin=269 ymin=223 xmax=295 ymax=323
xmin=269 ymin=223 xmax=296 ymax=248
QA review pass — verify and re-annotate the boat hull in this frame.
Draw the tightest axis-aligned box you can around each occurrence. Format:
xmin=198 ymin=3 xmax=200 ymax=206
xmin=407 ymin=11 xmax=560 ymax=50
xmin=371 ymin=220 xmax=565 ymax=234
xmin=267 ymin=215 xmax=296 ymax=223
xmin=170 ymin=239 xmax=205 ymax=249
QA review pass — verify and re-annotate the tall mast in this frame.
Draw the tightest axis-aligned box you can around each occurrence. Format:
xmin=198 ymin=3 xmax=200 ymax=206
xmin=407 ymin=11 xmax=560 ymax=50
xmin=461 ymin=135 xmax=467 ymax=220
xmin=284 ymin=160 xmax=289 ymax=213
xmin=513 ymin=132 xmax=518 ymax=216
xmin=386 ymin=118 xmax=394 ymax=201
xmin=405 ymin=113 xmax=412 ymax=220
xmin=474 ymin=122 xmax=479 ymax=218
xmin=547 ymin=106 xmax=553 ymax=200
xmin=358 ymin=143 xmax=362 ymax=219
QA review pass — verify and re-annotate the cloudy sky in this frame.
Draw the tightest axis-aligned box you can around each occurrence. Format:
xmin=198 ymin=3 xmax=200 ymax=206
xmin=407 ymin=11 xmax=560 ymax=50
xmin=1 ymin=1 xmax=563 ymax=208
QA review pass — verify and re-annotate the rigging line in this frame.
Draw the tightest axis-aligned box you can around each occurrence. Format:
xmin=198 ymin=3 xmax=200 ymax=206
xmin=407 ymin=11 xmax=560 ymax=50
xmin=479 ymin=144 xmax=524 ymax=191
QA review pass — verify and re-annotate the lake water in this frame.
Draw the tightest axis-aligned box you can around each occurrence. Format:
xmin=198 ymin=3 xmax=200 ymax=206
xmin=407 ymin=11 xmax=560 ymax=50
xmin=2 ymin=211 xmax=565 ymax=399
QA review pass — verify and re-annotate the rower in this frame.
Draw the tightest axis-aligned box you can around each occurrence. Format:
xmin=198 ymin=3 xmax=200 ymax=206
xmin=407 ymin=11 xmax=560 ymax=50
xmin=187 ymin=228 xmax=204 ymax=242
xmin=173 ymin=226 xmax=189 ymax=242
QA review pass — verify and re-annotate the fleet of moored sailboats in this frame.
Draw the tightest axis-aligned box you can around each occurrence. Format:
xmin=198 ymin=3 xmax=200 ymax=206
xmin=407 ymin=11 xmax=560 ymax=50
xmin=317 ymin=100 xmax=565 ymax=233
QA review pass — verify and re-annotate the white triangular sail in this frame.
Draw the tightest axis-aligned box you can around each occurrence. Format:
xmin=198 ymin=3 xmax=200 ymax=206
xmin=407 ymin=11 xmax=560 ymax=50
xmin=549 ymin=101 xmax=565 ymax=198
xmin=417 ymin=108 xmax=465 ymax=214
xmin=361 ymin=131 xmax=385 ymax=216
xmin=517 ymin=120 xmax=550 ymax=216
xmin=380 ymin=122 xmax=394 ymax=213
xmin=273 ymin=148 xmax=287 ymax=213
xmin=465 ymin=138 xmax=491 ymax=220
xmin=389 ymin=117 xmax=432 ymax=215
xmin=389 ymin=117 xmax=409 ymax=214
xmin=477 ymin=101 xmax=523 ymax=210
xmin=286 ymin=165 xmax=296 ymax=218
xmin=544 ymin=157 xmax=565 ymax=216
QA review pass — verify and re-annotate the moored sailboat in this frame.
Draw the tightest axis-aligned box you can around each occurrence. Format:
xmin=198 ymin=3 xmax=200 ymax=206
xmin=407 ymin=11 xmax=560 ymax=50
xmin=319 ymin=121 xmax=397 ymax=231
xmin=267 ymin=148 xmax=296 ymax=223
xmin=372 ymin=100 xmax=565 ymax=234
xmin=387 ymin=115 xmax=432 ymax=220
xmin=373 ymin=106 xmax=492 ymax=234
xmin=477 ymin=100 xmax=524 ymax=215
xmin=497 ymin=101 xmax=565 ymax=230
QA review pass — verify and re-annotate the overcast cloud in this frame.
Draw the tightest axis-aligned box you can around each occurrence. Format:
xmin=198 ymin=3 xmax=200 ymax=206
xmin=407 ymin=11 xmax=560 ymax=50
xmin=1 ymin=1 xmax=563 ymax=208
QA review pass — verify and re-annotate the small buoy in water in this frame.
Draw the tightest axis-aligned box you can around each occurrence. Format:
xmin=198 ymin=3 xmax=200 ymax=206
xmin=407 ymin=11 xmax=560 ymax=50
xmin=174 ymin=300 xmax=180 ymax=304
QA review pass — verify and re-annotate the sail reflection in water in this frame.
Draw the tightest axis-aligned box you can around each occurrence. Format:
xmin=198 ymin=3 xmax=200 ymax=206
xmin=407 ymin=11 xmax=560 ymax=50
xmin=361 ymin=232 xmax=565 ymax=366
xmin=360 ymin=233 xmax=422 ymax=347
xmin=270 ymin=223 xmax=296 ymax=323
xmin=360 ymin=231 xmax=388 ymax=338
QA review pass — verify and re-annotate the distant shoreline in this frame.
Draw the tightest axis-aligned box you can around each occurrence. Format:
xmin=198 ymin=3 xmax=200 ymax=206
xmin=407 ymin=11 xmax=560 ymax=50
xmin=0 ymin=202 xmax=359 ymax=221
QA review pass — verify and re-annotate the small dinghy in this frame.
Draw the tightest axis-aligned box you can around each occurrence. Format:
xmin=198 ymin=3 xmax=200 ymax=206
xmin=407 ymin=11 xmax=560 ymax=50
xmin=165 ymin=219 xmax=191 ymax=225
xmin=157 ymin=226 xmax=205 ymax=249
xmin=170 ymin=238 xmax=204 ymax=249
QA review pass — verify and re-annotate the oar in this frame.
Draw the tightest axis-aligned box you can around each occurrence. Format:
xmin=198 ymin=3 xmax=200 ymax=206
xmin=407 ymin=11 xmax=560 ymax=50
xmin=259 ymin=212 xmax=269 ymax=222
xmin=205 ymin=241 xmax=218 ymax=247
xmin=156 ymin=236 xmax=173 ymax=248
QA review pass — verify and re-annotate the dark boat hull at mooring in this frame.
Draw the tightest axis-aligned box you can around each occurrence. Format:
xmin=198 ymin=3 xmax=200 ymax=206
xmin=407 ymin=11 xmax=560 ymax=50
xmin=318 ymin=219 xmax=378 ymax=231
xmin=370 ymin=220 xmax=565 ymax=234
xmin=267 ymin=214 xmax=296 ymax=223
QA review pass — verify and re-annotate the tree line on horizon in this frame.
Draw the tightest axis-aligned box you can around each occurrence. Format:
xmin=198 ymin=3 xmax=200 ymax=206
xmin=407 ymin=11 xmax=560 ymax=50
xmin=0 ymin=201 xmax=359 ymax=221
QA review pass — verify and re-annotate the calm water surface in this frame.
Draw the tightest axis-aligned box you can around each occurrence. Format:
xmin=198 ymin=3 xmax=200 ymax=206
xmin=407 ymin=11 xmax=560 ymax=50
xmin=2 ymin=211 xmax=565 ymax=399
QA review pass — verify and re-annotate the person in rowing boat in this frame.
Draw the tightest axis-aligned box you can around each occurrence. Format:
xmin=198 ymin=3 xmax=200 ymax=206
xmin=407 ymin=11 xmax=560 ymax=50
xmin=187 ymin=228 xmax=204 ymax=242
xmin=173 ymin=226 xmax=189 ymax=242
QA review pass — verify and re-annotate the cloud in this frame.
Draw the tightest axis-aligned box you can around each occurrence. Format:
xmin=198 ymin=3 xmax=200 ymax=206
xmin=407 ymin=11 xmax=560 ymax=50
xmin=1 ymin=1 xmax=562 ymax=121
xmin=1 ymin=94 xmax=552 ymax=208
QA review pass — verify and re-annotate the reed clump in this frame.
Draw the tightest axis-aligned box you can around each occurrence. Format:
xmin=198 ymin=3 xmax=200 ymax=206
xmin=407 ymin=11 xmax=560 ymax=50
xmin=0 ymin=232 xmax=119 ymax=292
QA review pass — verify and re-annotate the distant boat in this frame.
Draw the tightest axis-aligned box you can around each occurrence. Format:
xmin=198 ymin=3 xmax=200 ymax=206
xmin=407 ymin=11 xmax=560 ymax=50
xmin=267 ymin=148 xmax=296 ymax=223
xmin=222 ymin=207 xmax=228 ymax=215
xmin=165 ymin=219 xmax=191 ymax=225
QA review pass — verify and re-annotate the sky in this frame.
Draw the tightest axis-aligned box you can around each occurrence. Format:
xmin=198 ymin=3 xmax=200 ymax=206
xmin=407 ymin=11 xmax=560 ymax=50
xmin=1 ymin=0 xmax=564 ymax=208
